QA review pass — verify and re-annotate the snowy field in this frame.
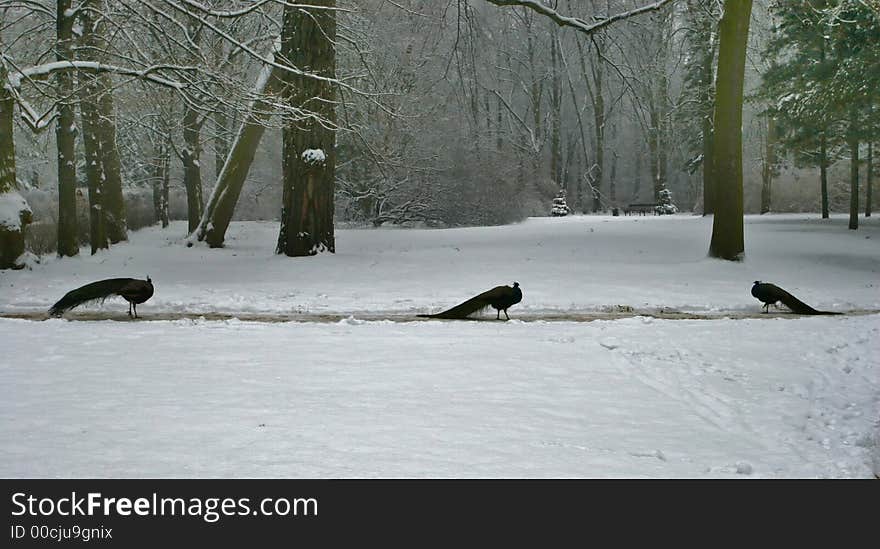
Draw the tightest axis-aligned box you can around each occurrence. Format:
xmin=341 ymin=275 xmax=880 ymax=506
xmin=2 ymin=213 xmax=878 ymax=316
xmin=1 ymin=214 xmax=878 ymax=478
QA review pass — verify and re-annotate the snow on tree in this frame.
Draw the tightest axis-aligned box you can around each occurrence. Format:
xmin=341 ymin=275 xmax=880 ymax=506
xmin=550 ymin=189 xmax=570 ymax=216
xmin=655 ymin=187 xmax=678 ymax=215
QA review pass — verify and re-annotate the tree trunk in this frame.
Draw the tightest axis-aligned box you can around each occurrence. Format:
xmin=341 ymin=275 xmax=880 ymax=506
xmin=197 ymin=63 xmax=285 ymax=247
xmin=702 ymin=112 xmax=715 ymax=215
xmin=182 ymin=105 xmax=203 ymax=234
xmin=820 ymin=134 xmax=829 ymax=219
xmin=0 ymin=61 xmax=32 ymax=269
xmin=161 ymin=140 xmax=170 ymax=228
xmin=848 ymin=128 xmax=859 ymax=231
xmin=593 ymin=104 xmax=604 ymax=213
xmin=79 ymin=74 xmax=108 ymax=255
xmin=587 ymin=38 xmax=605 ymax=213
xmin=152 ymin=141 xmax=170 ymax=228
xmin=701 ymin=36 xmax=716 ymax=216
xmin=550 ymin=34 xmax=562 ymax=186
xmin=655 ymin=71 xmax=669 ymax=202
xmin=708 ymin=0 xmax=752 ymax=261
xmin=648 ymin=101 xmax=660 ymax=201
xmin=633 ymin=138 xmax=642 ymax=201
xmin=214 ymin=107 xmax=230 ymax=180
xmin=55 ymin=0 xmax=79 ymax=258
xmin=152 ymin=151 xmax=161 ymax=223
xmin=276 ymin=1 xmax=337 ymax=257
xmin=78 ymin=0 xmax=125 ymax=244
xmin=609 ymin=149 xmax=618 ymax=204
xmin=78 ymin=2 xmax=108 ymax=254
xmin=95 ymin=72 xmax=127 ymax=243
xmin=760 ymin=116 xmax=775 ymax=214
xmin=866 ymin=141 xmax=872 ymax=217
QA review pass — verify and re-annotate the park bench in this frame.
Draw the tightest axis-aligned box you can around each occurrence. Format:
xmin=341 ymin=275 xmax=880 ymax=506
xmin=624 ymin=203 xmax=658 ymax=216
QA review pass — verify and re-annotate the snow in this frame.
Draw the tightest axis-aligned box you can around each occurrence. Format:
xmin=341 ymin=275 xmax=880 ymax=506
xmin=0 ymin=314 xmax=876 ymax=478
xmin=0 ymin=214 xmax=878 ymax=477
xmin=0 ymin=191 xmax=31 ymax=231
xmin=6 ymin=61 xmax=184 ymax=91
xmin=301 ymin=148 xmax=326 ymax=165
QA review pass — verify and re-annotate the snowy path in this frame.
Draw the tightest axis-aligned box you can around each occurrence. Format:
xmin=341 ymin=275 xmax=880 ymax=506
xmin=1 ymin=315 xmax=877 ymax=478
xmin=2 ymin=309 xmax=879 ymax=323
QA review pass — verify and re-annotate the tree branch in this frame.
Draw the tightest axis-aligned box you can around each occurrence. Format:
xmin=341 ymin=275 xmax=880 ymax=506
xmin=482 ymin=0 xmax=676 ymax=35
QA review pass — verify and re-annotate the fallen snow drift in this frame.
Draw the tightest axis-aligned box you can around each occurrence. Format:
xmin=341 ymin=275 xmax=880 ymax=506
xmin=1 ymin=214 xmax=877 ymax=316
xmin=1 ymin=315 xmax=876 ymax=478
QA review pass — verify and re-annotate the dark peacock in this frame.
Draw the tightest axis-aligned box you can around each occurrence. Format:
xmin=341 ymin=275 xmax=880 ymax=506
xmin=49 ymin=277 xmax=154 ymax=318
xmin=751 ymin=281 xmax=842 ymax=315
xmin=418 ymin=282 xmax=522 ymax=320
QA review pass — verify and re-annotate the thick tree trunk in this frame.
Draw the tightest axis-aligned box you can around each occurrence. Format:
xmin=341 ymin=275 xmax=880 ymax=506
xmin=276 ymin=1 xmax=337 ymax=257
xmin=95 ymin=73 xmax=127 ymax=243
xmin=79 ymin=75 xmax=108 ymax=255
xmin=708 ymin=0 xmax=752 ymax=261
xmin=760 ymin=116 xmax=775 ymax=214
xmin=78 ymin=3 xmax=107 ymax=254
xmin=197 ymin=63 xmax=285 ymax=247
xmin=55 ymin=0 xmax=79 ymax=258
xmin=77 ymin=0 xmax=126 ymax=245
xmin=0 ymin=62 xmax=32 ymax=269
xmin=848 ymin=129 xmax=859 ymax=231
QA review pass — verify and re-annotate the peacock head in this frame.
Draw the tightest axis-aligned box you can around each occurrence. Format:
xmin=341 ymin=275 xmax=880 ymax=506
xmin=753 ymin=280 xmax=761 ymax=285
xmin=513 ymin=282 xmax=519 ymax=288
xmin=147 ymin=276 xmax=152 ymax=284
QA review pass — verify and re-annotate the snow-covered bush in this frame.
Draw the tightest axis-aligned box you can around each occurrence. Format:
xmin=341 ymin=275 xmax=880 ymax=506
xmin=655 ymin=188 xmax=679 ymax=215
xmin=550 ymin=189 xmax=570 ymax=216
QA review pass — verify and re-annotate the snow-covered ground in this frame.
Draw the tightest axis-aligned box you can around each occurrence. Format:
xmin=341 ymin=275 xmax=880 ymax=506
xmin=1 ymin=315 xmax=877 ymax=478
xmin=1 ymin=214 xmax=878 ymax=477
xmin=2 ymin=213 xmax=878 ymax=315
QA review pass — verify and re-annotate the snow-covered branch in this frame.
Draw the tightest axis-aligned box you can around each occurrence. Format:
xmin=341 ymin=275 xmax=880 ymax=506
xmin=7 ymin=60 xmax=187 ymax=90
xmin=172 ymin=0 xmax=350 ymax=18
xmin=483 ymin=0 xmax=676 ymax=35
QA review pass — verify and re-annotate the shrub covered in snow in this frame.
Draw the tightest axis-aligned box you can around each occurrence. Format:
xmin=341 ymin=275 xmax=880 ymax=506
xmin=550 ymin=189 xmax=570 ymax=217
xmin=0 ymin=191 xmax=31 ymax=231
xmin=655 ymin=188 xmax=678 ymax=215
xmin=0 ymin=191 xmax=33 ymax=269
